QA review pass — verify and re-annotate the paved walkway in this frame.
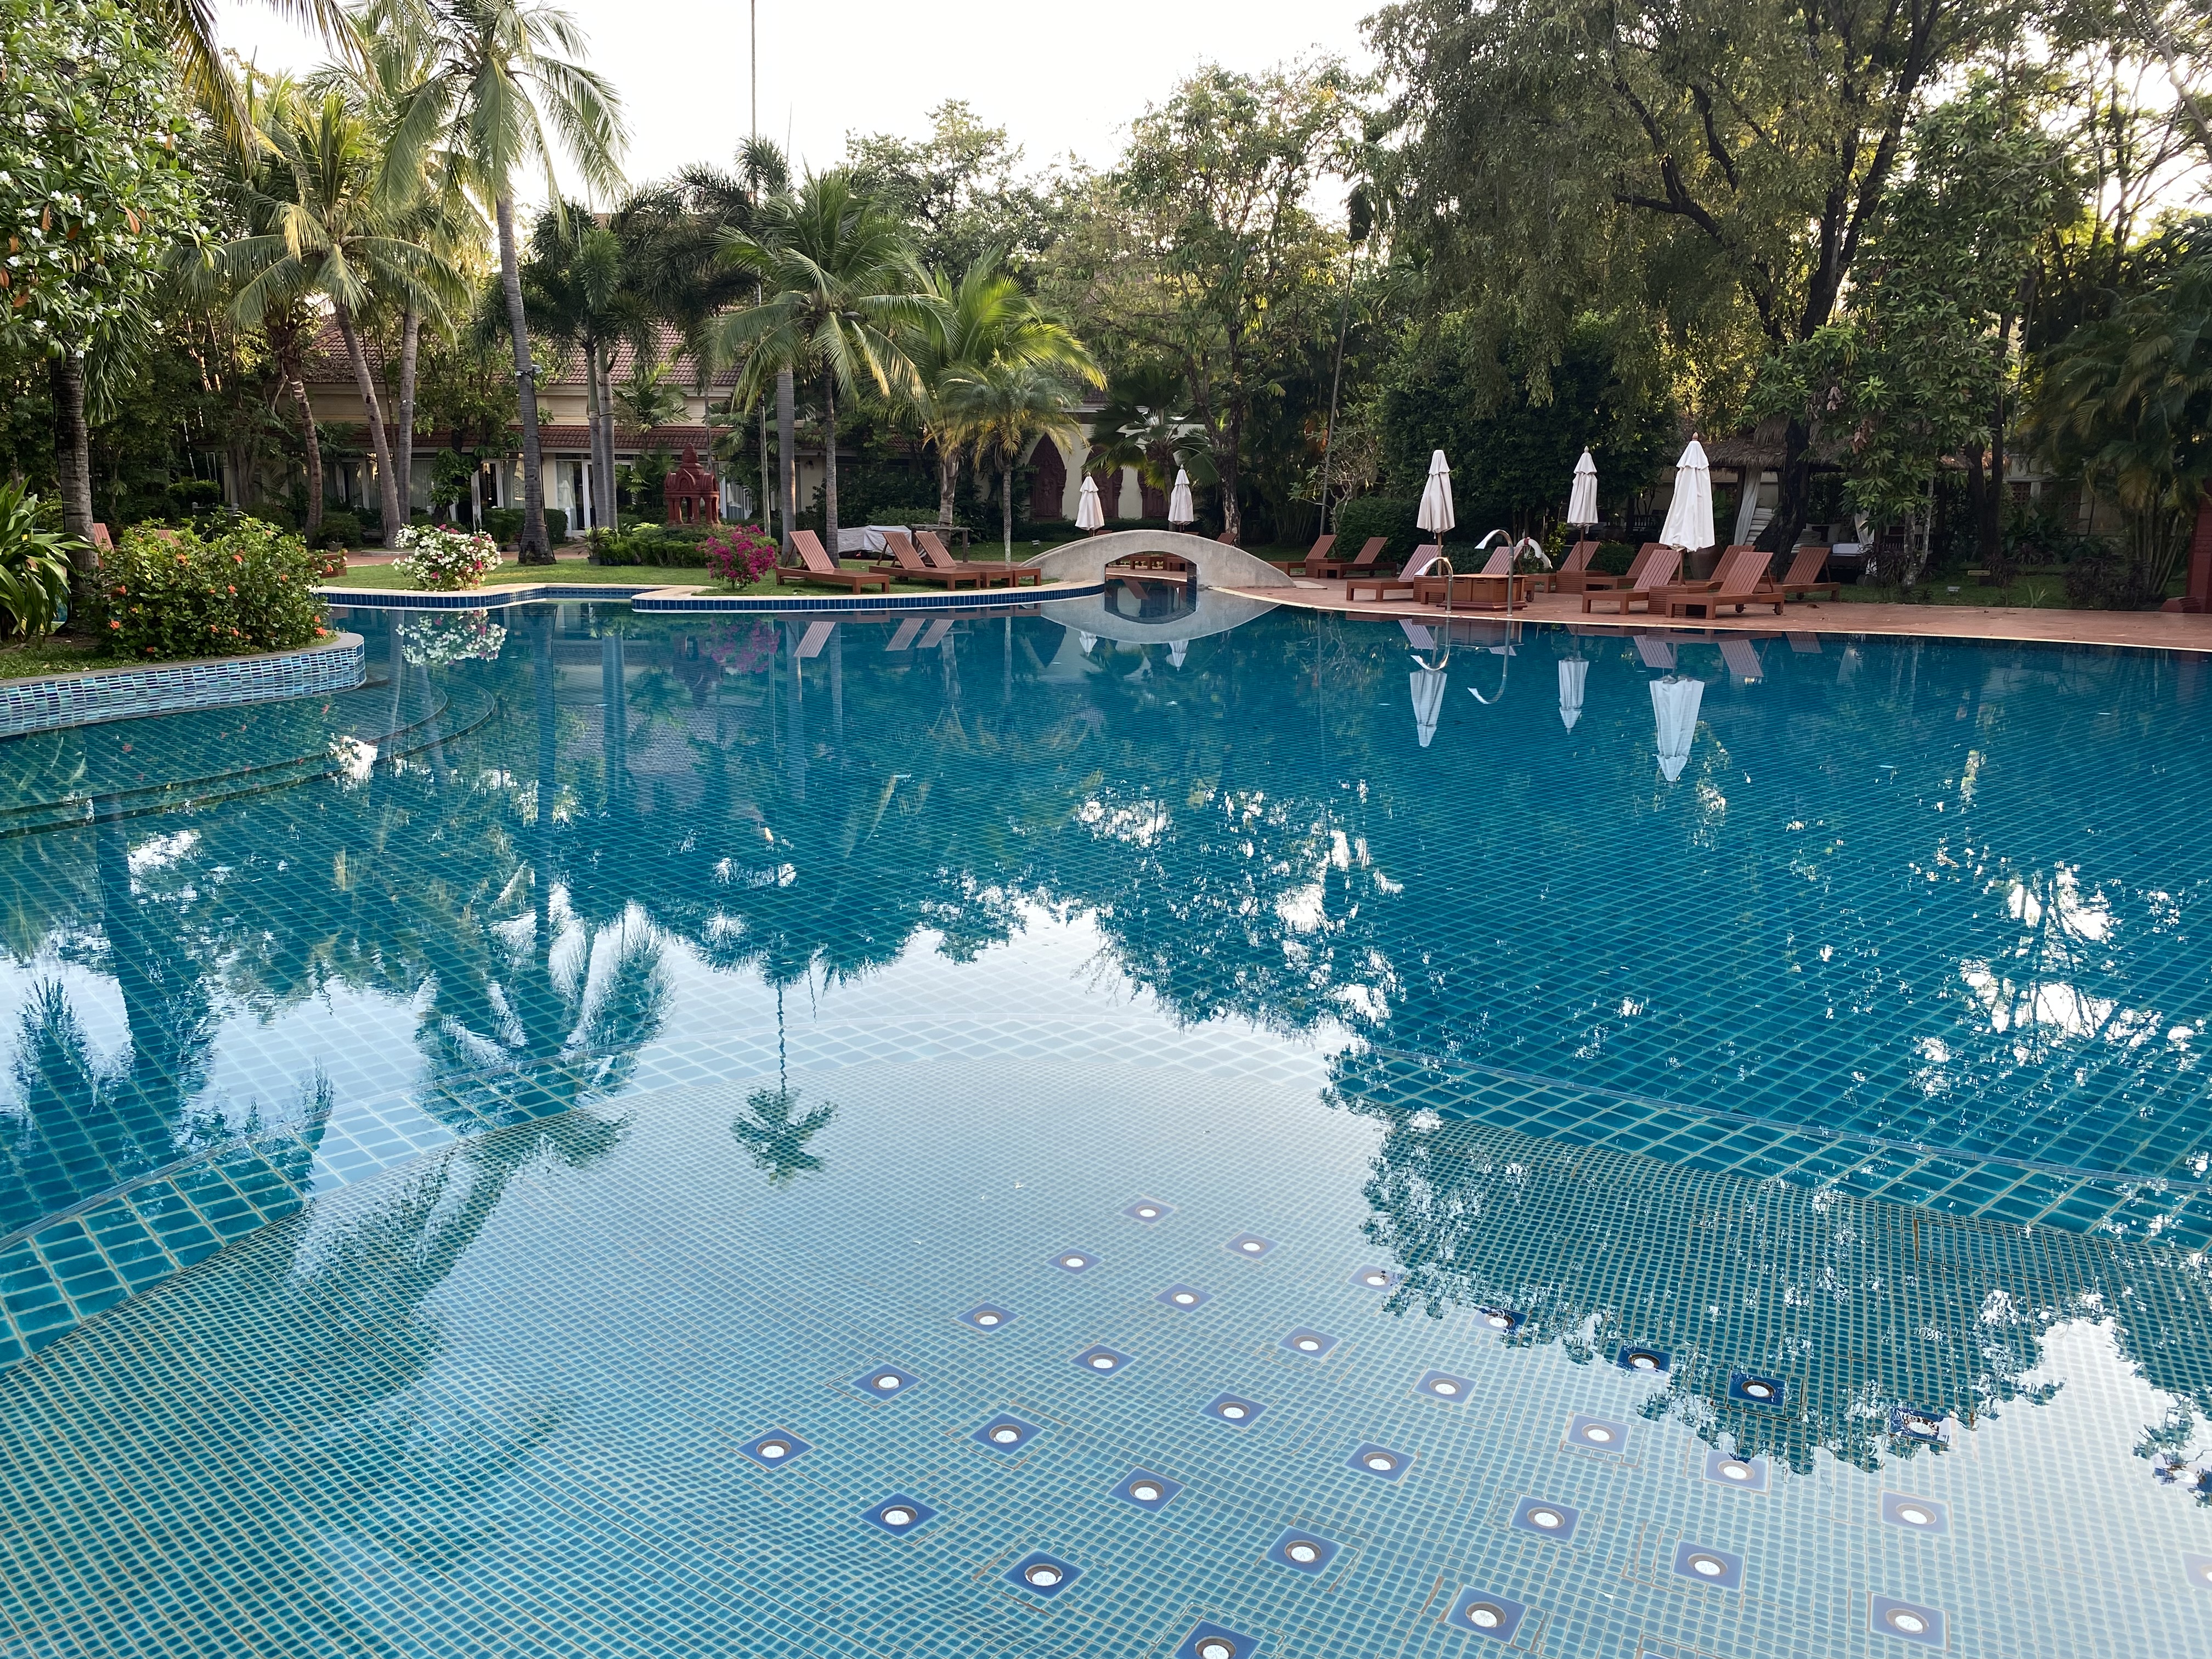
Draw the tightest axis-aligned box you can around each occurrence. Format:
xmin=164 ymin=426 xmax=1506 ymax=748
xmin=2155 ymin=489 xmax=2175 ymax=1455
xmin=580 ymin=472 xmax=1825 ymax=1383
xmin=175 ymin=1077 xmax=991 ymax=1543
xmin=1226 ymin=583 xmax=2212 ymax=653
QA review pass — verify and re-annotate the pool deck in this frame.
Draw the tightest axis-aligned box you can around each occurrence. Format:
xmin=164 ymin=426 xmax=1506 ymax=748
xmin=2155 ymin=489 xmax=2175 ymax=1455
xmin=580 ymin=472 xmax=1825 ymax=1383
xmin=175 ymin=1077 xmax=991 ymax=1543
xmin=1224 ymin=582 xmax=2212 ymax=653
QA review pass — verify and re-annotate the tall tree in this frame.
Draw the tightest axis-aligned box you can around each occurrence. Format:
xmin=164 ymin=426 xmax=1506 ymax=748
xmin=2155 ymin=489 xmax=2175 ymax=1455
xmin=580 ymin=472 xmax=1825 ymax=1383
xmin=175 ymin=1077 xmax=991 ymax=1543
xmin=224 ymin=88 xmax=460 ymax=541
xmin=712 ymin=171 xmax=932 ymax=559
xmin=845 ymin=101 xmax=1069 ymax=273
xmin=1047 ymin=60 xmax=1356 ymax=544
xmin=943 ymin=362 xmax=1086 ymax=560
xmin=906 ymin=250 xmax=1098 ymax=526
xmin=1368 ymin=0 xmax=2013 ymax=555
xmin=392 ymin=0 xmax=627 ymax=562
xmin=521 ymin=201 xmax=636 ymax=529
xmin=0 ymin=0 xmax=200 ymax=599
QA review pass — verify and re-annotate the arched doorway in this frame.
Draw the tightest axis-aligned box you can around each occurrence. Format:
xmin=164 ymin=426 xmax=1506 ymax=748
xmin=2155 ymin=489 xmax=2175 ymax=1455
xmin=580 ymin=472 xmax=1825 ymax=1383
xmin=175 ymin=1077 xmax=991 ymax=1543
xmin=1028 ymin=438 xmax=1067 ymax=520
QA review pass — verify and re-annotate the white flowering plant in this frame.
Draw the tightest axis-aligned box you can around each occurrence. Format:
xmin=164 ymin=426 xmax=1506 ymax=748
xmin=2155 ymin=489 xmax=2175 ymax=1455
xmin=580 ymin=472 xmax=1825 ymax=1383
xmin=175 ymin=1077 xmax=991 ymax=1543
xmin=391 ymin=524 xmax=502 ymax=591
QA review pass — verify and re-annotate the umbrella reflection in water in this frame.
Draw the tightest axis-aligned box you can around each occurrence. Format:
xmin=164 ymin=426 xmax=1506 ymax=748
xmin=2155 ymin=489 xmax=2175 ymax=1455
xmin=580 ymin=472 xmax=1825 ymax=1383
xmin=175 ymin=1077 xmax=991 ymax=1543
xmin=1650 ymin=674 xmax=1704 ymax=781
xmin=1557 ymin=658 xmax=1588 ymax=731
xmin=1410 ymin=664 xmax=1448 ymax=748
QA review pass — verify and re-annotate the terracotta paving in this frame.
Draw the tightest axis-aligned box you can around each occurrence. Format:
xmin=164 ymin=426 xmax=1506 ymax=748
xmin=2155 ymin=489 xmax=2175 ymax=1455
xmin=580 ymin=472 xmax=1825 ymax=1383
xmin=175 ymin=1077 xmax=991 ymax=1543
xmin=1224 ymin=583 xmax=2212 ymax=654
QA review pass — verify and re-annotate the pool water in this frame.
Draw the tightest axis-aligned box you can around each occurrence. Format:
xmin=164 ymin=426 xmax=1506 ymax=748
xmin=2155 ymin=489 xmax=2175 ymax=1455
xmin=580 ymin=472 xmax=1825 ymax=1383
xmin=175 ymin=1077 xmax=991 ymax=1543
xmin=1 ymin=602 xmax=2208 ymax=1657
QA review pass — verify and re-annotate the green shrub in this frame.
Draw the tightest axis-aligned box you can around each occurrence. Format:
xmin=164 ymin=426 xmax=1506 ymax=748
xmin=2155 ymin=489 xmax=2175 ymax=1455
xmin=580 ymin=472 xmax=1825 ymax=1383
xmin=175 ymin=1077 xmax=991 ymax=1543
xmin=0 ymin=482 xmax=76 ymax=638
xmin=1332 ymin=495 xmax=1423 ymax=562
xmin=313 ymin=508 xmax=363 ymax=550
xmin=482 ymin=507 xmax=523 ymax=546
xmin=545 ymin=507 xmax=568 ymax=546
xmin=97 ymin=519 xmax=330 ymax=661
xmin=588 ymin=523 xmax=713 ymax=567
xmin=1591 ymin=540 xmax=1638 ymax=575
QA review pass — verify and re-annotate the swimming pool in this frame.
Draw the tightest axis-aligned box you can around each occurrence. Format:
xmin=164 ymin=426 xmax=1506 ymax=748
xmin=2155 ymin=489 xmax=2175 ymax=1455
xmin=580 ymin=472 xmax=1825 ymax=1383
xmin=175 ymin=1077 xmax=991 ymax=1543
xmin=1 ymin=602 xmax=2207 ymax=1656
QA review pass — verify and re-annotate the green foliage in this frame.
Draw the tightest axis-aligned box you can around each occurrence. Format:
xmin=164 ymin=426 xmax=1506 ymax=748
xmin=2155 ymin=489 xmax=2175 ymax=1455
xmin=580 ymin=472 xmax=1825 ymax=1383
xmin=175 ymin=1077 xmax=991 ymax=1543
xmin=0 ymin=483 xmax=77 ymax=637
xmin=1378 ymin=316 xmax=1673 ymax=535
xmin=95 ymin=519 xmax=329 ymax=660
xmin=1048 ymin=59 xmax=1356 ymax=543
xmin=482 ymin=506 xmax=567 ymax=546
xmin=847 ymin=101 xmax=1069 ymax=273
xmin=1331 ymin=495 xmax=1423 ymax=562
xmin=2030 ymin=219 xmax=2212 ymax=606
xmin=0 ymin=0 xmax=202 ymax=361
xmin=586 ymin=523 xmax=712 ymax=567
xmin=1752 ymin=80 xmax=2067 ymax=583
xmin=313 ymin=509 xmax=364 ymax=549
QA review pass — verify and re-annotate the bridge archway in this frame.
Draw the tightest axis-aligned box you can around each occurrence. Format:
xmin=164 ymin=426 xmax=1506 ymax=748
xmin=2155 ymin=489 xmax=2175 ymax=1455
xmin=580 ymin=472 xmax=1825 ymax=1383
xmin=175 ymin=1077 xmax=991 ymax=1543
xmin=1023 ymin=529 xmax=1297 ymax=590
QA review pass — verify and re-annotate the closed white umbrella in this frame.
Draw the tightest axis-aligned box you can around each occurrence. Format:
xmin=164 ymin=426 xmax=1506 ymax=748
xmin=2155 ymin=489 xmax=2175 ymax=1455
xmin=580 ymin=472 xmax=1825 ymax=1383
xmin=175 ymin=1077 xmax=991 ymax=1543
xmin=1567 ymin=449 xmax=1599 ymax=529
xmin=1658 ymin=438 xmax=1715 ymax=552
xmin=1558 ymin=658 xmax=1588 ymax=731
xmin=1077 ymin=631 xmax=1098 ymax=655
xmin=1650 ymin=675 xmax=1704 ymax=781
xmin=1416 ymin=449 xmax=1456 ymax=538
xmin=1075 ymin=475 xmax=1105 ymax=533
xmin=1410 ymin=665 xmax=1448 ymax=748
xmin=1167 ymin=639 xmax=1187 ymax=669
xmin=1167 ymin=467 xmax=1195 ymax=528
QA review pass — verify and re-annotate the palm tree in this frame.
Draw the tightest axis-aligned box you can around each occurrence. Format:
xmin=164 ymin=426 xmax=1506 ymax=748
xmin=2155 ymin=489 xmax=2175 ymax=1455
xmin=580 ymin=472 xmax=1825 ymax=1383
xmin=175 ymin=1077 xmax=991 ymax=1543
xmin=944 ymin=361 xmax=1087 ymax=560
xmin=148 ymin=0 xmax=357 ymax=145
xmin=712 ymin=171 xmax=933 ymax=560
xmin=521 ymin=202 xmax=640 ymax=529
xmin=907 ymin=249 xmax=1099 ymax=527
xmin=313 ymin=0 xmax=489 ymax=517
xmin=224 ymin=87 xmax=464 ymax=541
xmin=391 ymin=0 xmax=627 ymax=562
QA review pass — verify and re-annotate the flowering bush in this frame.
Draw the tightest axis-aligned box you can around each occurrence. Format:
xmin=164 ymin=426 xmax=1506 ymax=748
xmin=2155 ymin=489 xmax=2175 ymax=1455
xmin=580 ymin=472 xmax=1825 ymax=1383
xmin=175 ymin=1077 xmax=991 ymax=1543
xmin=399 ymin=610 xmax=507 ymax=666
xmin=391 ymin=523 xmax=503 ymax=591
xmin=701 ymin=524 xmax=780 ymax=590
xmin=97 ymin=518 xmax=329 ymax=661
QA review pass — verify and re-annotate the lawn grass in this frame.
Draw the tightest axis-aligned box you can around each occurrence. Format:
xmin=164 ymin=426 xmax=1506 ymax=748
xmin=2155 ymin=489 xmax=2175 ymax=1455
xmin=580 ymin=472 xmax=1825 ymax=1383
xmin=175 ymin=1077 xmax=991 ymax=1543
xmin=0 ymin=633 xmax=105 ymax=681
xmin=320 ymin=555 xmax=1048 ymax=600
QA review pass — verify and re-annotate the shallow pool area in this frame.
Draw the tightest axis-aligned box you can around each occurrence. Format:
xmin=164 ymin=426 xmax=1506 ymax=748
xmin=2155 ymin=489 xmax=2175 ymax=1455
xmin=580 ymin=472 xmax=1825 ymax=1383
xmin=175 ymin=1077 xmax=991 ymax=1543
xmin=1 ymin=601 xmax=2208 ymax=1657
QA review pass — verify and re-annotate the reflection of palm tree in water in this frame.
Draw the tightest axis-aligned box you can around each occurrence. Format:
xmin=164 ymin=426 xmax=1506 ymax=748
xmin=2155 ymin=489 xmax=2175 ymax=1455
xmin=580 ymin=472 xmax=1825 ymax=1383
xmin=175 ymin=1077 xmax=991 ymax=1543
xmin=729 ymin=985 xmax=834 ymax=1185
xmin=417 ymin=613 xmax=670 ymax=1136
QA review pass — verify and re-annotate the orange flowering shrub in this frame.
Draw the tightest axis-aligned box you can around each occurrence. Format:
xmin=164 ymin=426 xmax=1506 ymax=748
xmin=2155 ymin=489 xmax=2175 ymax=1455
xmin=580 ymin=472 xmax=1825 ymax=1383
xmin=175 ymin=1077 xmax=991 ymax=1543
xmin=95 ymin=518 xmax=329 ymax=660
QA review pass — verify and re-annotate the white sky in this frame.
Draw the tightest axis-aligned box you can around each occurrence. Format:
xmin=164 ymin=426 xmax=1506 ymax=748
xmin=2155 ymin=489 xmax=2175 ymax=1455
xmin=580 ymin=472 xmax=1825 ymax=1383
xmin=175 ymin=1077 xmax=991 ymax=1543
xmin=217 ymin=0 xmax=1376 ymax=198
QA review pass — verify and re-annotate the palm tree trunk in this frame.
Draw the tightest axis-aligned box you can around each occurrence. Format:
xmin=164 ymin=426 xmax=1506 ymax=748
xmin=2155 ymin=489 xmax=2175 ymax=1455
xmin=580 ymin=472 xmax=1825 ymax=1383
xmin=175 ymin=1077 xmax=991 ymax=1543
xmin=497 ymin=193 xmax=552 ymax=563
xmin=331 ymin=305 xmax=404 ymax=544
xmin=48 ymin=354 xmax=95 ymax=611
xmin=582 ymin=334 xmax=606 ymax=535
xmin=290 ymin=371 xmax=324 ymax=541
xmin=397 ymin=306 xmax=422 ymax=524
xmin=821 ymin=374 xmax=839 ymax=557
xmin=1002 ymin=454 xmax=1014 ymax=561
xmin=595 ymin=342 xmax=618 ymax=532
xmin=937 ymin=438 xmax=960 ymax=526
xmin=775 ymin=368 xmax=796 ymax=557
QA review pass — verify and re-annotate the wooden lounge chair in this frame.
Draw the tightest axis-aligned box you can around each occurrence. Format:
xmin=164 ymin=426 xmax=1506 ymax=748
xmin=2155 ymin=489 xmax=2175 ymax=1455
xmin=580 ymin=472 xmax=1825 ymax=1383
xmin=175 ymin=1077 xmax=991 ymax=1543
xmin=1534 ymin=540 xmax=1599 ymax=593
xmin=1413 ymin=543 xmax=1528 ymax=609
xmin=1264 ymin=533 xmax=1336 ymax=575
xmin=916 ymin=529 xmax=1043 ymax=587
xmin=1718 ymin=636 xmax=1765 ymax=681
xmin=875 ymin=529 xmax=986 ymax=588
xmin=1347 ymin=545 xmax=1442 ymax=603
xmin=1309 ymin=537 xmax=1386 ymax=580
xmin=1580 ymin=546 xmax=1682 ymax=613
xmin=1577 ymin=543 xmax=1668 ymax=594
xmin=775 ymin=529 xmax=894 ymax=594
xmin=1656 ymin=548 xmax=1783 ymax=618
xmin=1763 ymin=544 xmax=1839 ymax=601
